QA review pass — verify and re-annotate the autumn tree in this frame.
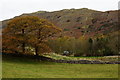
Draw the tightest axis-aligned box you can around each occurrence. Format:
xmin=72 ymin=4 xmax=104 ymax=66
xmin=2 ymin=16 xmax=61 ymax=56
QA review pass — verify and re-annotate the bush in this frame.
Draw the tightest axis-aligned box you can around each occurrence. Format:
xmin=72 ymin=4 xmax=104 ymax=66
xmin=74 ymin=52 xmax=84 ymax=57
xmin=103 ymin=47 xmax=114 ymax=56
xmin=64 ymin=28 xmax=69 ymax=31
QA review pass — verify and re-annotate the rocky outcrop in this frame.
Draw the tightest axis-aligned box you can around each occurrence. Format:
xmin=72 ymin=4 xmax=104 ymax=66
xmin=49 ymin=59 xmax=120 ymax=64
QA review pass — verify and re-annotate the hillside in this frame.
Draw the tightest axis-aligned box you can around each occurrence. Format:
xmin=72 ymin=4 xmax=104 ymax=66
xmin=2 ymin=8 xmax=119 ymax=38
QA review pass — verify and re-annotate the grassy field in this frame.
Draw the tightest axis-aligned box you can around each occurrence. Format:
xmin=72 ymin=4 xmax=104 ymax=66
xmin=2 ymin=55 xmax=118 ymax=78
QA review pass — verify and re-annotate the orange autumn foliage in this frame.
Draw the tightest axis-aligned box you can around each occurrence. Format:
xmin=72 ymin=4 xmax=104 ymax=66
xmin=2 ymin=16 xmax=61 ymax=55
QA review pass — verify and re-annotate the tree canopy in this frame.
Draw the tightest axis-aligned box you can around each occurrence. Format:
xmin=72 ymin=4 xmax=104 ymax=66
xmin=2 ymin=16 xmax=61 ymax=56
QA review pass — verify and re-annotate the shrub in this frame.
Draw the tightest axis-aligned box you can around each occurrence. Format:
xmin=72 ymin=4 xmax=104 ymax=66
xmin=74 ymin=51 xmax=84 ymax=57
xmin=64 ymin=28 xmax=69 ymax=31
xmin=103 ymin=47 xmax=113 ymax=56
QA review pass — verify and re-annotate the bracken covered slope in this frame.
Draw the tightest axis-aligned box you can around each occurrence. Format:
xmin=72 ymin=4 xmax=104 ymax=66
xmin=2 ymin=8 xmax=119 ymax=38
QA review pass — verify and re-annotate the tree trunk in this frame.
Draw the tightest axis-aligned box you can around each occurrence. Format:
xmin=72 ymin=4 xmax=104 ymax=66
xmin=22 ymin=43 xmax=25 ymax=53
xmin=35 ymin=47 xmax=39 ymax=60
xmin=38 ymin=29 xmax=40 ymax=39
xmin=22 ymin=29 xmax=25 ymax=53
xmin=35 ymin=47 xmax=39 ymax=57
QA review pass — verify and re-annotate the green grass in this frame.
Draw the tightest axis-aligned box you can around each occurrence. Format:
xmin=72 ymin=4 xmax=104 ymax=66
xmin=2 ymin=55 xmax=118 ymax=78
